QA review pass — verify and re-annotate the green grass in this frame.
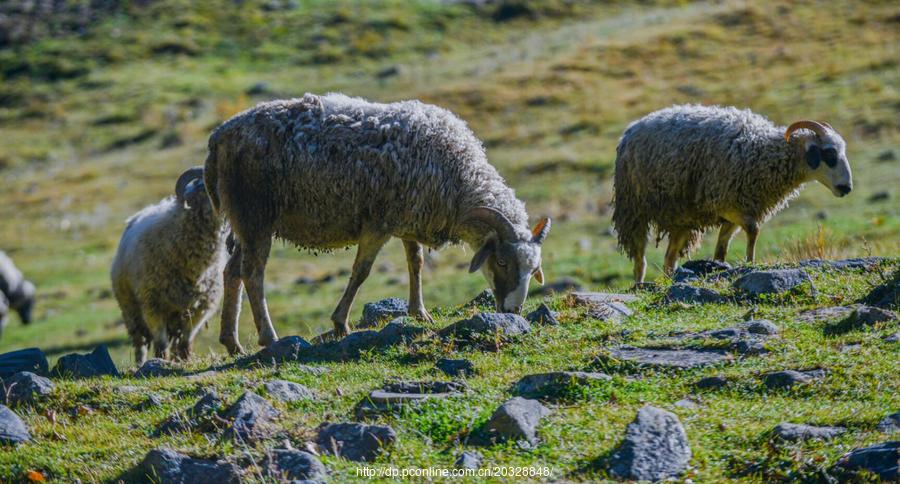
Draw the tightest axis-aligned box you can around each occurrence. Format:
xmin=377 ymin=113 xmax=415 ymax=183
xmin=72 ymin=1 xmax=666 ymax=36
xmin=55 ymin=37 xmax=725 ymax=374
xmin=0 ymin=0 xmax=898 ymax=481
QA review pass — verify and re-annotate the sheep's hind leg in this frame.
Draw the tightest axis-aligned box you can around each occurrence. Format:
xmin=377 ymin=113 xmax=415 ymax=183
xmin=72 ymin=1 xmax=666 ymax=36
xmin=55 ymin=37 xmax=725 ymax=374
xmin=632 ymin=239 xmax=647 ymax=285
xmin=743 ymin=220 xmax=760 ymax=264
xmin=219 ymin=243 xmax=245 ymax=355
xmin=152 ymin=329 xmax=170 ymax=360
xmin=403 ymin=240 xmax=433 ymax=323
xmin=714 ymin=222 xmax=738 ymax=262
xmin=241 ymin=235 xmax=279 ymax=348
xmin=331 ymin=233 xmax=390 ymax=338
xmin=663 ymin=230 xmax=690 ymax=277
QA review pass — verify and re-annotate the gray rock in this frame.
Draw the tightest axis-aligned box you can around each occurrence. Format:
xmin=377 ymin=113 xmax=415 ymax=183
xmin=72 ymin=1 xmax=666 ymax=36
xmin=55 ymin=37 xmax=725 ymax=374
xmin=860 ymin=270 xmax=899 ymax=309
xmin=847 ymin=306 xmax=897 ymax=326
xmin=666 ymin=283 xmax=726 ymax=304
xmin=359 ymin=298 xmax=408 ymax=328
xmin=586 ymin=301 xmax=633 ymax=321
xmin=222 ymin=392 xmax=279 ymax=442
xmin=337 ymin=330 xmax=382 ymax=357
xmin=440 ymin=313 xmax=530 ymax=342
xmin=695 ymin=376 xmax=729 ymax=390
xmin=569 ymin=292 xmax=638 ymax=306
xmin=137 ymin=448 xmax=241 ymax=484
xmin=884 ymin=332 xmax=900 ymax=343
xmin=530 ymin=277 xmax=583 ymax=296
xmin=436 ymin=358 xmax=474 ymax=377
xmin=682 ymin=259 xmax=731 ymax=276
xmin=610 ymin=346 xmax=731 ymax=369
xmin=674 ymin=398 xmax=699 ymax=409
xmin=355 ymin=387 xmax=459 ymax=418
xmin=134 ymin=358 xmax=176 ymax=378
xmin=733 ymin=269 xmax=813 ymax=297
xmin=742 ymin=319 xmax=779 ymax=335
xmin=1 ymin=371 xmax=53 ymax=406
xmin=877 ymin=149 xmax=896 ymax=162
xmin=876 ymin=412 xmax=899 ymax=433
xmin=378 ymin=318 xmax=429 ymax=346
xmin=482 ymin=397 xmax=550 ymax=447
xmin=382 ymin=380 xmax=466 ymax=394
xmin=526 ymin=303 xmax=559 ymax=326
xmin=733 ymin=339 xmax=768 ymax=355
xmin=0 ymin=348 xmax=49 ymax=379
xmin=296 ymin=365 xmax=329 ymax=375
xmin=190 ymin=390 xmax=224 ymax=418
xmin=315 ymin=422 xmax=397 ymax=462
xmin=513 ymin=371 xmax=611 ymax=400
xmin=134 ymin=394 xmax=164 ymax=410
xmin=830 ymin=441 xmax=899 ymax=481
xmin=0 ymin=404 xmax=30 ymax=445
xmin=467 ymin=289 xmax=495 ymax=308
xmin=672 ymin=267 xmax=699 ymax=283
xmin=263 ymin=380 xmax=316 ymax=403
xmin=255 ymin=336 xmax=312 ymax=364
xmin=762 ymin=370 xmax=825 ymax=389
xmin=261 ymin=449 xmax=327 ymax=481
xmin=454 ymin=451 xmax=483 ymax=470
xmin=868 ymin=191 xmax=890 ymax=203
xmin=799 ymin=257 xmax=884 ymax=271
xmin=797 ymin=306 xmax=853 ymax=323
xmin=773 ymin=423 xmax=846 ymax=441
xmin=156 ymin=390 xmax=223 ymax=436
xmin=608 ymin=406 xmax=691 ymax=481
xmin=51 ymin=345 xmax=119 ymax=379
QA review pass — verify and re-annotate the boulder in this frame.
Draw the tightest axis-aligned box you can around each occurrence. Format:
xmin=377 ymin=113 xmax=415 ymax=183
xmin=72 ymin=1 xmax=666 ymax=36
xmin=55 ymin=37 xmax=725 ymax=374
xmin=830 ymin=441 xmax=898 ymax=481
xmin=762 ymin=369 xmax=825 ymax=389
xmin=666 ymin=283 xmax=726 ymax=304
xmin=454 ymin=451 xmax=483 ymax=470
xmin=0 ymin=404 xmax=30 ymax=445
xmin=52 ymin=345 xmax=119 ymax=379
xmin=609 ymin=346 xmax=731 ymax=369
xmin=221 ymin=392 xmax=279 ymax=442
xmin=481 ymin=397 xmax=550 ymax=448
xmin=439 ymin=313 xmax=530 ymax=342
xmin=876 ymin=412 xmax=899 ymax=433
xmin=134 ymin=359 xmax=177 ymax=378
xmin=733 ymin=269 xmax=813 ymax=297
xmin=682 ymin=259 xmax=731 ymax=276
xmin=772 ymin=423 xmax=845 ymax=442
xmin=255 ymin=336 xmax=312 ymax=365
xmin=263 ymin=380 xmax=316 ymax=403
xmin=137 ymin=448 xmax=241 ymax=484
xmin=525 ymin=303 xmax=559 ymax=326
xmin=435 ymin=358 xmax=475 ymax=377
xmin=1 ymin=371 xmax=54 ymax=406
xmin=261 ymin=449 xmax=327 ymax=481
xmin=513 ymin=371 xmax=611 ymax=400
xmin=695 ymin=376 xmax=729 ymax=390
xmin=608 ymin=406 xmax=691 ymax=481
xmin=0 ymin=348 xmax=49 ymax=379
xmin=315 ymin=422 xmax=397 ymax=462
xmin=359 ymin=298 xmax=408 ymax=328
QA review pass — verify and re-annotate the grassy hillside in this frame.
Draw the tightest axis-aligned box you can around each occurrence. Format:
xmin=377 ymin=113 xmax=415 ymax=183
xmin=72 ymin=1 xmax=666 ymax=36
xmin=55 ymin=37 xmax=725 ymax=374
xmin=0 ymin=0 xmax=897 ymax=481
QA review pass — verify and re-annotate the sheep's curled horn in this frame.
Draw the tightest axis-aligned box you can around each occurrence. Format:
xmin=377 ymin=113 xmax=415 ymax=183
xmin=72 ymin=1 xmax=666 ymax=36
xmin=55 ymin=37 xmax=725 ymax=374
xmin=175 ymin=166 xmax=205 ymax=201
xmin=461 ymin=206 xmax=519 ymax=241
xmin=784 ymin=120 xmax=830 ymax=142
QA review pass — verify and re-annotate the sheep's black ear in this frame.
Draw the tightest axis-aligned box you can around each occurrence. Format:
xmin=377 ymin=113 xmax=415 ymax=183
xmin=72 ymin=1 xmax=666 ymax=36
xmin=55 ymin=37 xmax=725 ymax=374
xmin=469 ymin=239 xmax=495 ymax=273
xmin=805 ymin=145 xmax=822 ymax=169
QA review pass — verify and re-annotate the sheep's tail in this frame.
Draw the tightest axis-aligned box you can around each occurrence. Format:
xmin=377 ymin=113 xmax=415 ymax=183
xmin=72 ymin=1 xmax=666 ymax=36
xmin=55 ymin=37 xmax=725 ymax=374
xmin=611 ymin=138 xmax=648 ymax=260
xmin=204 ymin=135 xmax=222 ymax=214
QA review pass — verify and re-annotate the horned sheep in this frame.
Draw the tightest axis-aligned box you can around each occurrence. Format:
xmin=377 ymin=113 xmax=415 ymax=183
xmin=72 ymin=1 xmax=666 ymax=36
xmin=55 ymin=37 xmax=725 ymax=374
xmin=205 ymin=93 xmax=550 ymax=354
xmin=110 ymin=167 xmax=229 ymax=363
xmin=612 ymin=104 xmax=853 ymax=283
xmin=0 ymin=250 xmax=36 ymax=335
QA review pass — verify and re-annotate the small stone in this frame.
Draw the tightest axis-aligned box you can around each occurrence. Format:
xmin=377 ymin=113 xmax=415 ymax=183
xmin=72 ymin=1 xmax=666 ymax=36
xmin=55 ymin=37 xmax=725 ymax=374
xmin=797 ymin=306 xmax=853 ymax=324
xmin=382 ymin=380 xmax=467 ymax=394
xmin=733 ymin=269 xmax=813 ymax=297
xmin=467 ymin=289 xmax=495 ymax=308
xmin=884 ymin=332 xmax=900 ymax=343
xmin=733 ymin=339 xmax=768 ymax=355
xmin=222 ymin=392 xmax=279 ymax=442
xmin=137 ymin=448 xmax=241 ymax=484
xmin=831 ymin=441 xmax=899 ymax=481
xmin=666 ymin=283 xmax=726 ymax=304
xmin=134 ymin=394 xmax=164 ymax=410
xmin=849 ymin=306 xmax=897 ymax=326
xmin=672 ymin=267 xmax=699 ymax=283
xmin=586 ymin=301 xmax=633 ymax=322
xmin=51 ymin=345 xmax=119 ymax=379
xmin=454 ymin=451 xmax=483 ymax=470
xmin=1 ymin=371 xmax=54 ymax=406
xmin=877 ymin=149 xmax=896 ymax=162
xmin=513 ymin=371 xmax=611 ymax=400
xmin=674 ymin=398 xmax=699 ymax=409
xmin=695 ymin=376 xmax=729 ymax=390
xmin=359 ymin=298 xmax=408 ymax=328
xmin=156 ymin=390 xmax=223 ymax=436
xmin=355 ymin=386 xmax=459 ymax=418
xmin=762 ymin=370 xmax=824 ymax=389
xmin=337 ymin=330 xmax=382 ymax=357
xmin=190 ymin=391 xmax=224 ymax=418
xmin=378 ymin=318 xmax=429 ymax=346
xmin=772 ymin=423 xmax=846 ymax=441
xmin=439 ymin=313 xmax=530 ymax=342
xmin=435 ymin=358 xmax=474 ymax=377
xmin=296 ymin=365 xmax=329 ymax=375
xmin=0 ymin=404 xmax=30 ymax=445
xmin=245 ymin=81 xmax=272 ymax=95
xmin=0 ymin=348 xmax=49 ymax=379
xmin=608 ymin=406 xmax=691 ymax=481
xmin=315 ymin=422 xmax=397 ymax=462
xmin=681 ymin=259 xmax=731 ymax=276
xmin=569 ymin=292 xmax=638 ymax=306
xmin=741 ymin=319 xmax=779 ymax=335
xmin=261 ymin=449 xmax=327 ymax=481
xmin=609 ymin=346 xmax=731 ymax=369
xmin=876 ymin=412 xmax=899 ymax=433
xmin=255 ymin=336 xmax=312 ymax=364
xmin=530 ymin=277 xmax=583 ymax=296
xmin=525 ymin=303 xmax=559 ymax=326
xmin=481 ymin=397 xmax=550 ymax=448
xmin=868 ymin=191 xmax=890 ymax=203
xmin=134 ymin=359 xmax=177 ymax=378
xmin=263 ymin=380 xmax=316 ymax=403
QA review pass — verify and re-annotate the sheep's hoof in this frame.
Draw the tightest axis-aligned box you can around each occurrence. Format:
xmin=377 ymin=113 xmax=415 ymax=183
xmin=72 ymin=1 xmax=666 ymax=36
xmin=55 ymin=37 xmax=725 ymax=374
xmin=257 ymin=330 xmax=278 ymax=348
xmin=221 ymin=338 xmax=244 ymax=356
xmin=411 ymin=307 xmax=434 ymax=324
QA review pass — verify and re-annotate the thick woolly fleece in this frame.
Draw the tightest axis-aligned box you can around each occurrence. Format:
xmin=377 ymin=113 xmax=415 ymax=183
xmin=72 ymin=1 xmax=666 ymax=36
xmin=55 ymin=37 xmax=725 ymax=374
xmin=110 ymin=194 xmax=228 ymax=356
xmin=0 ymin=251 xmax=34 ymax=315
xmin=612 ymin=104 xmax=807 ymax=258
xmin=205 ymin=93 xmax=532 ymax=250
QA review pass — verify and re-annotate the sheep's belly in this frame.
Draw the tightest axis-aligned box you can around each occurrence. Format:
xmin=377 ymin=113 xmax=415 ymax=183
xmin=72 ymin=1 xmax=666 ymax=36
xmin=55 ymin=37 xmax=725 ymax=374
xmin=273 ymin=212 xmax=361 ymax=250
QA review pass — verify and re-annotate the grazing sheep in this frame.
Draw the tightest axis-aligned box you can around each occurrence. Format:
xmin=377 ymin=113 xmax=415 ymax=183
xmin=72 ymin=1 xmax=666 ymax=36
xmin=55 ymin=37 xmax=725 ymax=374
xmin=111 ymin=167 xmax=228 ymax=363
xmin=205 ymin=93 xmax=550 ymax=353
xmin=613 ymin=105 xmax=852 ymax=283
xmin=0 ymin=250 xmax=36 ymax=329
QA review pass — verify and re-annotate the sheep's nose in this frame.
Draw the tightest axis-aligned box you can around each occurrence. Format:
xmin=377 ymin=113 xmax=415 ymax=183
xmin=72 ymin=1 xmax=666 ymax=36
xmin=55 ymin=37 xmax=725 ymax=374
xmin=836 ymin=184 xmax=852 ymax=196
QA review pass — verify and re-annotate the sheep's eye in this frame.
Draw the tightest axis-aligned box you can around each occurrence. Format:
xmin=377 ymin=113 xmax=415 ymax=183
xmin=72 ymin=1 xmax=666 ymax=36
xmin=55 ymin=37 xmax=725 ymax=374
xmin=496 ymin=258 xmax=507 ymax=267
xmin=822 ymin=148 xmax=838 ymax=168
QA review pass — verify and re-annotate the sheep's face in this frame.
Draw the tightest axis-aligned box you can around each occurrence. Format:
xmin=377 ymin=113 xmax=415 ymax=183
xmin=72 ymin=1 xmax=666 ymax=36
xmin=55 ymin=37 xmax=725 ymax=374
xmin=803 ymin=131 xmax=852 ymax=198
xmin=181 ymin=178 xmax=212 ymax=211
xmin=469 ymin=218 xmax=551 ymax=314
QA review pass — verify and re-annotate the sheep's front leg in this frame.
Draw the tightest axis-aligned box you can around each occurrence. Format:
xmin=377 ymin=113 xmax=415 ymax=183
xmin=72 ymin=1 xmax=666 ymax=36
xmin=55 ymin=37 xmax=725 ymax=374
xmin=241 ymin=236 xmax=279 ymax=348
xmin=331 ymin=233 xmax=390 ymax=338
xmin=403 ymin=240 xmax=433 ymax=323
xmin=744 ymin=221 xmax=759 ymax=264
xmin=663 ymin=230 xmax=690 ymax=277
xmin=714 ymin=222 xmax=738 ymax=262
xmin=219 ymin=244 xmax=245 ymax=355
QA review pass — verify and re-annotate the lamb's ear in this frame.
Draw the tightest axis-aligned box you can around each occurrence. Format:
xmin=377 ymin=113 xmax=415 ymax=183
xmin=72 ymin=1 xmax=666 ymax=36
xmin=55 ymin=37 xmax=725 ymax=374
xmin=533 ymin=266 xmax=545 ymax=284
xmin=531 ymin=217 xmax=551 ymax=244
xmin=806 ymin=145 xmax=822 ymax=169
xmin=469 ymin=239 xmax=495 ymax=273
